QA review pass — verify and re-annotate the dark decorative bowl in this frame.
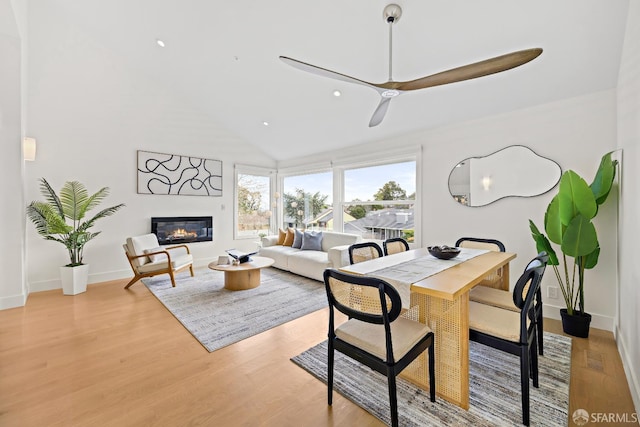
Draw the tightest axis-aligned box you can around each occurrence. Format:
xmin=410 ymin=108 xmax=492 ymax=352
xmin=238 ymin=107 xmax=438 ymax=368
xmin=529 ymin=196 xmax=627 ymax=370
xmin=428 ymin=245 xmax=461 ymax=260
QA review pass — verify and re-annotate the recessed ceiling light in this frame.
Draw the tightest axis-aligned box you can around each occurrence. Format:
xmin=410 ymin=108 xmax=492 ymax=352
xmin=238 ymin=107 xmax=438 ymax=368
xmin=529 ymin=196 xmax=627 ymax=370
xmin=263 ymin=121 xmax=269 ymax=126
xmin=156 ymin=39 xmax=166 ymax=48
xmin=333 ymin=90 xmax=341 ymax=97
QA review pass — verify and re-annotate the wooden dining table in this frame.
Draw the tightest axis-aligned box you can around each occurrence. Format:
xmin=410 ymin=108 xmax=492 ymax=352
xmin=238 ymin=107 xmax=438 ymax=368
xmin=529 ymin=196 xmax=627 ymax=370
xmin=339 ymin=247 xmax=516 ymax=409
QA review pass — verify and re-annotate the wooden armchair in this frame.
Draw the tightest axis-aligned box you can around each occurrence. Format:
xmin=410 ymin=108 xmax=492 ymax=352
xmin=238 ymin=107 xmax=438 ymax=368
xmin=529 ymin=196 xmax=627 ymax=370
xmin=123 ymin=233 xmax=194 ymax=289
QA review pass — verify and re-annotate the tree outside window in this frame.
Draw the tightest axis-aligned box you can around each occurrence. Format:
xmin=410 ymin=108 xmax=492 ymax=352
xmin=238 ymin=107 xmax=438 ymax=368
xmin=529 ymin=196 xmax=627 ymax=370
xmin=237 ymin=173 xmax=271 ymax=237
xmin=282 ymin=171 xmax=332 ymax=230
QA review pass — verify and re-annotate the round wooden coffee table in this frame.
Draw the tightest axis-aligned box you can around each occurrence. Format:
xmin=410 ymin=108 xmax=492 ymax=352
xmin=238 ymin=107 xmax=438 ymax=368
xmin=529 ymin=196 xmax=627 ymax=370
xmin=208 ymin=256 xmax=275 ymax=291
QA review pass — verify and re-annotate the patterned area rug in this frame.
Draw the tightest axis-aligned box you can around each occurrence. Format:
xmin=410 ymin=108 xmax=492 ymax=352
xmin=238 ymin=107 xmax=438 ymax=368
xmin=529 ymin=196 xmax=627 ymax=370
xmin=292 ymin=333 xmax=571 ymax=426
xmin=142 ymin=268 xmax=327 ymax=352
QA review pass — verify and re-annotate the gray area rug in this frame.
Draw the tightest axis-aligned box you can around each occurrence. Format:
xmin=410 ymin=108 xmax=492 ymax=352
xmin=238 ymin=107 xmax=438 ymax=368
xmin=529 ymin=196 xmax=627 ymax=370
xmin=142 ymin=268 xmax=327 ymax=352
xmin=292 ymin=333 xmax=571 ymax=426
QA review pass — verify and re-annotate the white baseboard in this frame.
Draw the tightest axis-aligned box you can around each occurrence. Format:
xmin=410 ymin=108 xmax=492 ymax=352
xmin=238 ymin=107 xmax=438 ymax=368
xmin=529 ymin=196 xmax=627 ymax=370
xmin=28 ymin=257 xmax=213 ymax=293
xmin=0 ymin=293 xmax=28 ymax=310
xmin=616 ymin=325 xmax=640 ymax=415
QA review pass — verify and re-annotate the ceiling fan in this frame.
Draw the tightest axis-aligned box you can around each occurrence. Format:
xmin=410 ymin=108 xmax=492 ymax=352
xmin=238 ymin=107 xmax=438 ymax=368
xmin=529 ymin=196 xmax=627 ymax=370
xmin=280 ymin=4 xmax=542 ymax=127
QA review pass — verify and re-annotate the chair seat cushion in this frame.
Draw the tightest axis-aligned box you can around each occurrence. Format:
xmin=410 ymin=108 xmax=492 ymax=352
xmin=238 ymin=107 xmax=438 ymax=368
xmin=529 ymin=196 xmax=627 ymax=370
xmin=336 ymin=317 xmax=431 ymax=362
xmin=137 ymin=253 xmax=193 ymax=273
xmin=469 ymin=301 xmax=527 ymax=342
xmin=470 ymin=286 xmax=518 ymax=312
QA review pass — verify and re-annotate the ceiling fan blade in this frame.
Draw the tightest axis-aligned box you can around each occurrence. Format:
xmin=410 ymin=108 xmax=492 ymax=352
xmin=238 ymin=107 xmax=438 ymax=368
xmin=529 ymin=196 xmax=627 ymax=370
xmin=369 ymin=97 xmax=392 ymax=127
xmin=280 ymin=56 xmax=379 ymax=90
xmin=393 ymin=48 xmax=543 ymax=92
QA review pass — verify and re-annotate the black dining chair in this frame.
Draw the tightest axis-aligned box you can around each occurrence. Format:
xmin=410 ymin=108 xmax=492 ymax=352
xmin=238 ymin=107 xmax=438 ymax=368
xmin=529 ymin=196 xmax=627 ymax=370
xmin=456 ymin=237 xmax=506 ymax=289
xmin=468 ymin=256 xmax=547 ymax=426
xmin=455 ymin=236 xmax=506 ymax=252
xmin=323 ymin=269 xmax=435 ymax=427
xmin=348 ymin=242 xmax=383 ymax=265
xmin=469 ymin=252 xmax=549 ymax=355
xmin=383 ymin=237 xmax=410 ymax=256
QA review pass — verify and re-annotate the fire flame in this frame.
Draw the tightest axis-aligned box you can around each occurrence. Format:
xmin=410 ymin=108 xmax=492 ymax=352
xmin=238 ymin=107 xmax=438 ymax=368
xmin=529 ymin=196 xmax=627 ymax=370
xmin=170 ymin=228 xmax=197 ymax=239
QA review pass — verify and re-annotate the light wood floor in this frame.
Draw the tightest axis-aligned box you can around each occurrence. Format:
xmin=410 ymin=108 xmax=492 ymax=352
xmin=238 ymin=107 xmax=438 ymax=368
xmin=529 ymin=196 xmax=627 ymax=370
xmin=0 ymin=273 xmax=635 ymax=426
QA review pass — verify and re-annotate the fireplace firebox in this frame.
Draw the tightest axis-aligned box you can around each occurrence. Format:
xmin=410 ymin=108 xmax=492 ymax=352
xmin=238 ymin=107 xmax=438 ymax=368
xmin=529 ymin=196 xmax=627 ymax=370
xmin=151 ymin=216 xmax=213 ymax=245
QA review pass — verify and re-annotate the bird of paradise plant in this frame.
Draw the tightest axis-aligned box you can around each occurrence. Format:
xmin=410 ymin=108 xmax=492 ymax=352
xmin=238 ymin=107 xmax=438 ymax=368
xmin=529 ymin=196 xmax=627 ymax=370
xmin=529 ymin=152 xmax=617 ymax=316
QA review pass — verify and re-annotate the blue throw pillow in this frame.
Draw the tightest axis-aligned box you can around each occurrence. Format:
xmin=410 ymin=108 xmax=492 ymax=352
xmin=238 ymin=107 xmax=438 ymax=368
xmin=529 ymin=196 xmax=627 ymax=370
xmin=292 ymin=228 xmax=304 ymax=249
xmin=301 ymin=231 xmax=323 ymax=251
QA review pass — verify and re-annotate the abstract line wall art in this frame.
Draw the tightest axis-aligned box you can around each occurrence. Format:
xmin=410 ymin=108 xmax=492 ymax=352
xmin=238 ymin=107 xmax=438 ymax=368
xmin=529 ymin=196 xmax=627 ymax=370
xmin=137 ymin=150 xmax=223 ymax=196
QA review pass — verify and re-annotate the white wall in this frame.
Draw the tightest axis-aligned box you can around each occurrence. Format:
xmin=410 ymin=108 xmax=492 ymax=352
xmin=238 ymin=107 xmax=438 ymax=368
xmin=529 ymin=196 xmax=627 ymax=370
xmin=0 ymin=0 xmax=27 ymax=310
xmin=422 ymin=91 xmax=618 ymax=333
xmin=616 ymin=0 xmax=640 ymax=413
xmin=22 ymin=5 xmax=276 ymax=292
xmin=281 ymin=89 xmax=618 ymax=332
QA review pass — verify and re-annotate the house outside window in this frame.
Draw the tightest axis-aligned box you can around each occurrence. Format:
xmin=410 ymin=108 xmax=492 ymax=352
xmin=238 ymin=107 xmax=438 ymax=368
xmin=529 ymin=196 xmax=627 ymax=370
xmin=342 ymin=160 xmax=416 ymax=242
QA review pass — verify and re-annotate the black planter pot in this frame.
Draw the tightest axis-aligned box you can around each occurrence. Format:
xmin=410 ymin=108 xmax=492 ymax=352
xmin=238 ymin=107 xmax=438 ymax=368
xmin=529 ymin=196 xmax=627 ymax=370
xmin=560 ymin=309 xmax=592 ymax=338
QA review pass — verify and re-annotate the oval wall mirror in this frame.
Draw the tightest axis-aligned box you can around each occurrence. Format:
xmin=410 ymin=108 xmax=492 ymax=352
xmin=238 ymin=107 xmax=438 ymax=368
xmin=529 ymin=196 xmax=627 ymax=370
xmin=448 ymin=145 xmax=562 ymax=207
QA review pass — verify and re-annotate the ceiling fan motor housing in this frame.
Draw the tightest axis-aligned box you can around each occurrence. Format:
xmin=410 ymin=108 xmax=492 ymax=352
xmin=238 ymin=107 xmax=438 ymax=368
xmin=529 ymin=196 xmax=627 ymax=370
xmin=383 ymin=4 xmax=402 ymax=23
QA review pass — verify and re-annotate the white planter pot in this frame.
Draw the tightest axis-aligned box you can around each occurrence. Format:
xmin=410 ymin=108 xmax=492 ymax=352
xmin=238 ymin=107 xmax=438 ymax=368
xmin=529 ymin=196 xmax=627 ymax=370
xmin=60 ymin=264 xmax=90 ymax=295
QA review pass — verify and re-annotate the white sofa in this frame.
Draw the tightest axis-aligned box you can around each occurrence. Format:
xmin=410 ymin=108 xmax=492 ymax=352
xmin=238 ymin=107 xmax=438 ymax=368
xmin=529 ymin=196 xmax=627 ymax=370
xmin=259 ymin=231 xmax=362 ymax=281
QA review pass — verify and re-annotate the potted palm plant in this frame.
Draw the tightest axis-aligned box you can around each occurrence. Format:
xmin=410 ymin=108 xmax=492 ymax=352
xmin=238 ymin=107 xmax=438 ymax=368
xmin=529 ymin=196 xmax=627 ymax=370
xmin=27 ymin=178 xmax=125 ymax=295
xmin=529 ymin=152 xmax=617 ymax=338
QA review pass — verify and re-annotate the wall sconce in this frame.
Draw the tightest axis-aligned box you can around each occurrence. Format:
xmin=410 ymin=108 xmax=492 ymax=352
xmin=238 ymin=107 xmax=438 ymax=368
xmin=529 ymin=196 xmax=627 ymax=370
xmin=481 ymin=176 xmax=492 ymax=191
xmin=23 ymin=137 xmax=37 ymax=161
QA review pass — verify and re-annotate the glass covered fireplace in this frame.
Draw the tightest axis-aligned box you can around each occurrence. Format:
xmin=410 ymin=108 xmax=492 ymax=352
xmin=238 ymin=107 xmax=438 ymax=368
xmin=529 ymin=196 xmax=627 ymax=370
xmin=151 ymin=216 xmax=213 ymax=245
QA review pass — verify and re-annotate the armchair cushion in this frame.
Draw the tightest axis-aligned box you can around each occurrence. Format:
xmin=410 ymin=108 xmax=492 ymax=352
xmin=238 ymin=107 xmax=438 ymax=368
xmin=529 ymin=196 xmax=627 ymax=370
xmin=144 ymin=246 xmax=167 ymax=263
xmin=126 ymin=233 xmax=162 ymax=266
xmin=137 ymin=253 xmax=194 ymax=273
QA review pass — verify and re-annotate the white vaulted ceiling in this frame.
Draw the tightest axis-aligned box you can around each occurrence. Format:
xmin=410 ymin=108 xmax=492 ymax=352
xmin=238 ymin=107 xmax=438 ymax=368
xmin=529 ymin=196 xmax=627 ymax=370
xmin=28 ymin=0 xmax=629 ymax=161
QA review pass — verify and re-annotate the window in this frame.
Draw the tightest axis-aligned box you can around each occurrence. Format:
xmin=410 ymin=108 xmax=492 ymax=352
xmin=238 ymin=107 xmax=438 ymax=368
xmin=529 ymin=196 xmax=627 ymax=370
xmin=342 ymin=160 xmax=416 ymax=242
xmin=235 ymin=169 xmax=273 ymax=239
xmin=282 ymin=171 xmax=332 ymax=230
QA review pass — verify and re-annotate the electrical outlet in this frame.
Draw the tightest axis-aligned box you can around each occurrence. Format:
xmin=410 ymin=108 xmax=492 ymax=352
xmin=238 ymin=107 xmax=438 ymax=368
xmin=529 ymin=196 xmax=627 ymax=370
xmin=547 ymin=286 xmax=559 ymax=299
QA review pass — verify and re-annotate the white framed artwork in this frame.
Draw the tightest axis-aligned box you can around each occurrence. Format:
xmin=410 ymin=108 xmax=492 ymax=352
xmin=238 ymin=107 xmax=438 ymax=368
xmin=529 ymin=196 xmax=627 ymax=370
xmin=137 ymin=150 xmax=222 ymax=196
